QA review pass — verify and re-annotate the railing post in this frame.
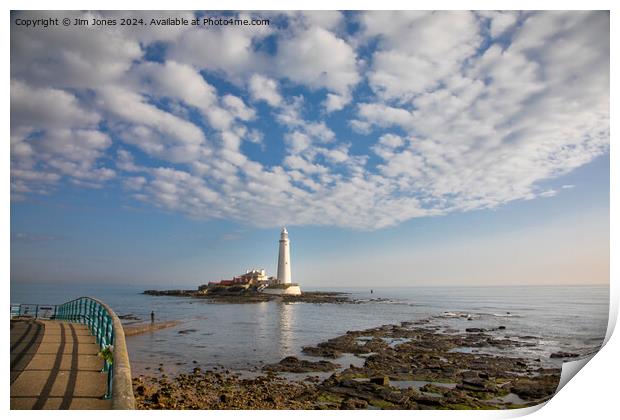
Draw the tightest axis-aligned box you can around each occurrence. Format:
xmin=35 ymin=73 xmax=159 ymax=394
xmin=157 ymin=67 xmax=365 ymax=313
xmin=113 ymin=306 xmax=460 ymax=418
xmin=102 ymin=314 xmax=108 ymax=346
xmin=109 ymin=317 xmax=113 ymax=346
xmin=86 ymin=300 xmax=90 ymax=331
xmin=106 ymin=317 xmax=112 ymax=346
xmin=81 ymin=298 xmax=85 ymax=323
xmin=91 ymin=300 xmax=95 ymax=332
xmin=97 ymin=305 xmax=103 ymax=346
xmin=90 ymin=300 xmax=95 ymax=334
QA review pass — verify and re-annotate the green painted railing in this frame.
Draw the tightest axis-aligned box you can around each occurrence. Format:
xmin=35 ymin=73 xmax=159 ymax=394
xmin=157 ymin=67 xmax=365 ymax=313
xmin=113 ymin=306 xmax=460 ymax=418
xmin=55 ymin=297 xmax=115 ymax=399
xmin=11 ymin=297 xmax=135 ymax=409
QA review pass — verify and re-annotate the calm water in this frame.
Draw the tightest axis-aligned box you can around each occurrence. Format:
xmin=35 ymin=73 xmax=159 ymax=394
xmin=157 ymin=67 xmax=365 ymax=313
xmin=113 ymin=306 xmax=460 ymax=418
xmin=11 ymin=283 xmax=609 ymax=375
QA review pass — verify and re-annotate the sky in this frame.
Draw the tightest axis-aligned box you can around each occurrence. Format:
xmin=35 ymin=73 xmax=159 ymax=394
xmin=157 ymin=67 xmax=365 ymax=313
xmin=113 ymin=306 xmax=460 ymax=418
xmin=10 ymin=10 xmax=609 ymax=288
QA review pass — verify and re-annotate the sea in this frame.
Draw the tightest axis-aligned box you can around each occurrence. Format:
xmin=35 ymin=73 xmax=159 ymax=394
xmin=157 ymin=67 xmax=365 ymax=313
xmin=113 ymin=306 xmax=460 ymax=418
xmin=10 ymin=283 xmax=610 ymax=376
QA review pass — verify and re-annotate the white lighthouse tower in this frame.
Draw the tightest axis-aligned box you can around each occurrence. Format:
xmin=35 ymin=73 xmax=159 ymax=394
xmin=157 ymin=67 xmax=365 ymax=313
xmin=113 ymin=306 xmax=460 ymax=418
xmin=262 ymin=227 xmax=301 ymax=296
xmin=277 ymin=227 xmax=292 ymax=284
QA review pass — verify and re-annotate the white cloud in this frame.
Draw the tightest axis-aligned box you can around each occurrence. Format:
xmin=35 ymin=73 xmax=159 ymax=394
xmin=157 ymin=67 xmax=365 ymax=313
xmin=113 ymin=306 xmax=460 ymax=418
xmin=323 ymin=93 xmax=350 ymax=112
xmin=138 ymin=60 xmax=218 ymax=111
xmin=246 ymin=129 xmax=264 ymax=146
xmin=168 ymin=13 xmax=272 ymax=81
xmin=361 ymin=11 xmax=481 ymax=101
xmin=123 ymin=176 xmax=147 ymax=191
xmin=276 ymin=26 xmax=359 ymax=95
xmin=292 ymin=11 xmax=344 ymax=31
xmin=11 ymin=11 xmax=142 ymax=88
xmin=10 ymin=11 xmax=609 ymax=230
xmin=248 ymin=74 xmax=283 ymax=107
xmin=222 ymin=95 xmax=255 ymax=121
xmin=11 ymin=80 xmax=100 ymax=130
xmin=481 ymin=11 xmax=519 ymax=38
xmin=97 ymin=87 xmax=207 ymax=163
xmin=10 ymin=79 xmax=115 ymax=191
xmin=354 ymin=11 xmax=608 ymax=216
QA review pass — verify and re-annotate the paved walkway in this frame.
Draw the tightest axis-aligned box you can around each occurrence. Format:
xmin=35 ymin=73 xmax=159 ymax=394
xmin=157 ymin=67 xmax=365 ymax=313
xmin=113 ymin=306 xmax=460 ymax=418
xmin=10 ymin=319 xmax=112 ymax=410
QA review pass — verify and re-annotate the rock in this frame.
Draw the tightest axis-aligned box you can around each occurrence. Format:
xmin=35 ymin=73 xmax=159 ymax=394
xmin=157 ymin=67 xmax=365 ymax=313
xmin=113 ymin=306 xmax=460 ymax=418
xmin=369 ymin=376 xmax=390 ymax=386
xmin=413 ymin=394 xmax=442 ymax=406
xmin=511 ymin=376 xmax=559 ymax=400
xmin=465 ymin=328 xmax=486 ymax=333
xmin=178 ymin=329 xmax=198 ymax=335
xmin=136 ymin=385 xmax=146 ymax=396
xmin=462 ymin=377 xmax=486 ymax=388
xmin=458 ymin=377 xmax=497 ymax=392
xmin=340 ymin=398 xmax=368 ymax=409
xmin=550 ymin=352 xmax=579 ymax=359
xmin=150 ymin=392 xmax=160 ymax=404
xmin=263 ymin=356 xmax=340 ymax=373
xmin=302 ymin=345 xmax=342 ymax=358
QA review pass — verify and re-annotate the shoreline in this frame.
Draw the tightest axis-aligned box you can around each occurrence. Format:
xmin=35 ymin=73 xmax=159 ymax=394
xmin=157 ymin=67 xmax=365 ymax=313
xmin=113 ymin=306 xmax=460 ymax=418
xmin=132 ymin=316 xmax=565 ymax=410
xmin=143 ymin=289 xmax=356 ymax=304
xmin=124 ymin=321 xmax=182 ymax=337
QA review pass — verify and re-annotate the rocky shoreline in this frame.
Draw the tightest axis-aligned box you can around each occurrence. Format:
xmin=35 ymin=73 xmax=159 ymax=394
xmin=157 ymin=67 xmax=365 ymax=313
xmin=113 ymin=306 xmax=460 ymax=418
xmin=132 ymin=317 xmax=562 ymax=410
xmin=143 ymin=289 xmax=353 ymax=304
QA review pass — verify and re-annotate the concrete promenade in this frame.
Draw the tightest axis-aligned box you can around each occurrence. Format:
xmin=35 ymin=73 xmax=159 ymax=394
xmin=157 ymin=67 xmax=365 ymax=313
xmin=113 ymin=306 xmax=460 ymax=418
xmin=10 ymin=319 xmax=112 ymax=409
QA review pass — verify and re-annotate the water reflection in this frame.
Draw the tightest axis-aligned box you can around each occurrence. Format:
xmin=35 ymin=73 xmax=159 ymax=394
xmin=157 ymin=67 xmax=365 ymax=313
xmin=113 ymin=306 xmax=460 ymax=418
xmin=277 ymin=303 xmax=295 ymax=358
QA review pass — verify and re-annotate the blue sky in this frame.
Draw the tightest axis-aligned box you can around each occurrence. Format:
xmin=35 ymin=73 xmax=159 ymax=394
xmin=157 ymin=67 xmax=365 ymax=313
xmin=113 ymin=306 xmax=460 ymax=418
xmin=10 ymin=11 xmax=609 ymax=287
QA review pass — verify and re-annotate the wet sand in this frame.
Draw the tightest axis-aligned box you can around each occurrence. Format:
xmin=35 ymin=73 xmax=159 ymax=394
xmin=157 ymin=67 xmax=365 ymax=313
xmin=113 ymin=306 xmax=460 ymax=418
xmin=124 ymin=321 xmax=182 ymax=337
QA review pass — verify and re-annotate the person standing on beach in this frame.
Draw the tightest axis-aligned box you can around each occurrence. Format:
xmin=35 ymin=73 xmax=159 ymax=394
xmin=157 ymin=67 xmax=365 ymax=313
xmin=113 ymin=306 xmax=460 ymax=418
xmin=151 ymin=311 xmax=155 ymax=324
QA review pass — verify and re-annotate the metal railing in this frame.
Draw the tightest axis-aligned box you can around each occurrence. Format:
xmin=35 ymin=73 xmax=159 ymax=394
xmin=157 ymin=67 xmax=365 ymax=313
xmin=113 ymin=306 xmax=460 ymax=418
xmin=11 ymin=303 xmax=58 ymax=319
xmin=55 ymin=297 xmax=115 ymax=399
xmin=12 ymin=297 xmax=135 ymax=408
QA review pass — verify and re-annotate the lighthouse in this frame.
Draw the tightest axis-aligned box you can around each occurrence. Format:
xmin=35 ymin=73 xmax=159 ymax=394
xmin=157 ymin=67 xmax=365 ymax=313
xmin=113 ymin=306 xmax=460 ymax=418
xmin=277 ymin=227 xmax=292 ymax=284
xmin=263 ymin=228 xmax=301 ymax=295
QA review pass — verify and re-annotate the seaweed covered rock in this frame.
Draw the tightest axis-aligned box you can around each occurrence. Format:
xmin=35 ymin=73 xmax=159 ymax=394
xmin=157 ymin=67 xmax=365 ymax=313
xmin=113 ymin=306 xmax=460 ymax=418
xmin=263 ymin=356 xmax=340 ymax=373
